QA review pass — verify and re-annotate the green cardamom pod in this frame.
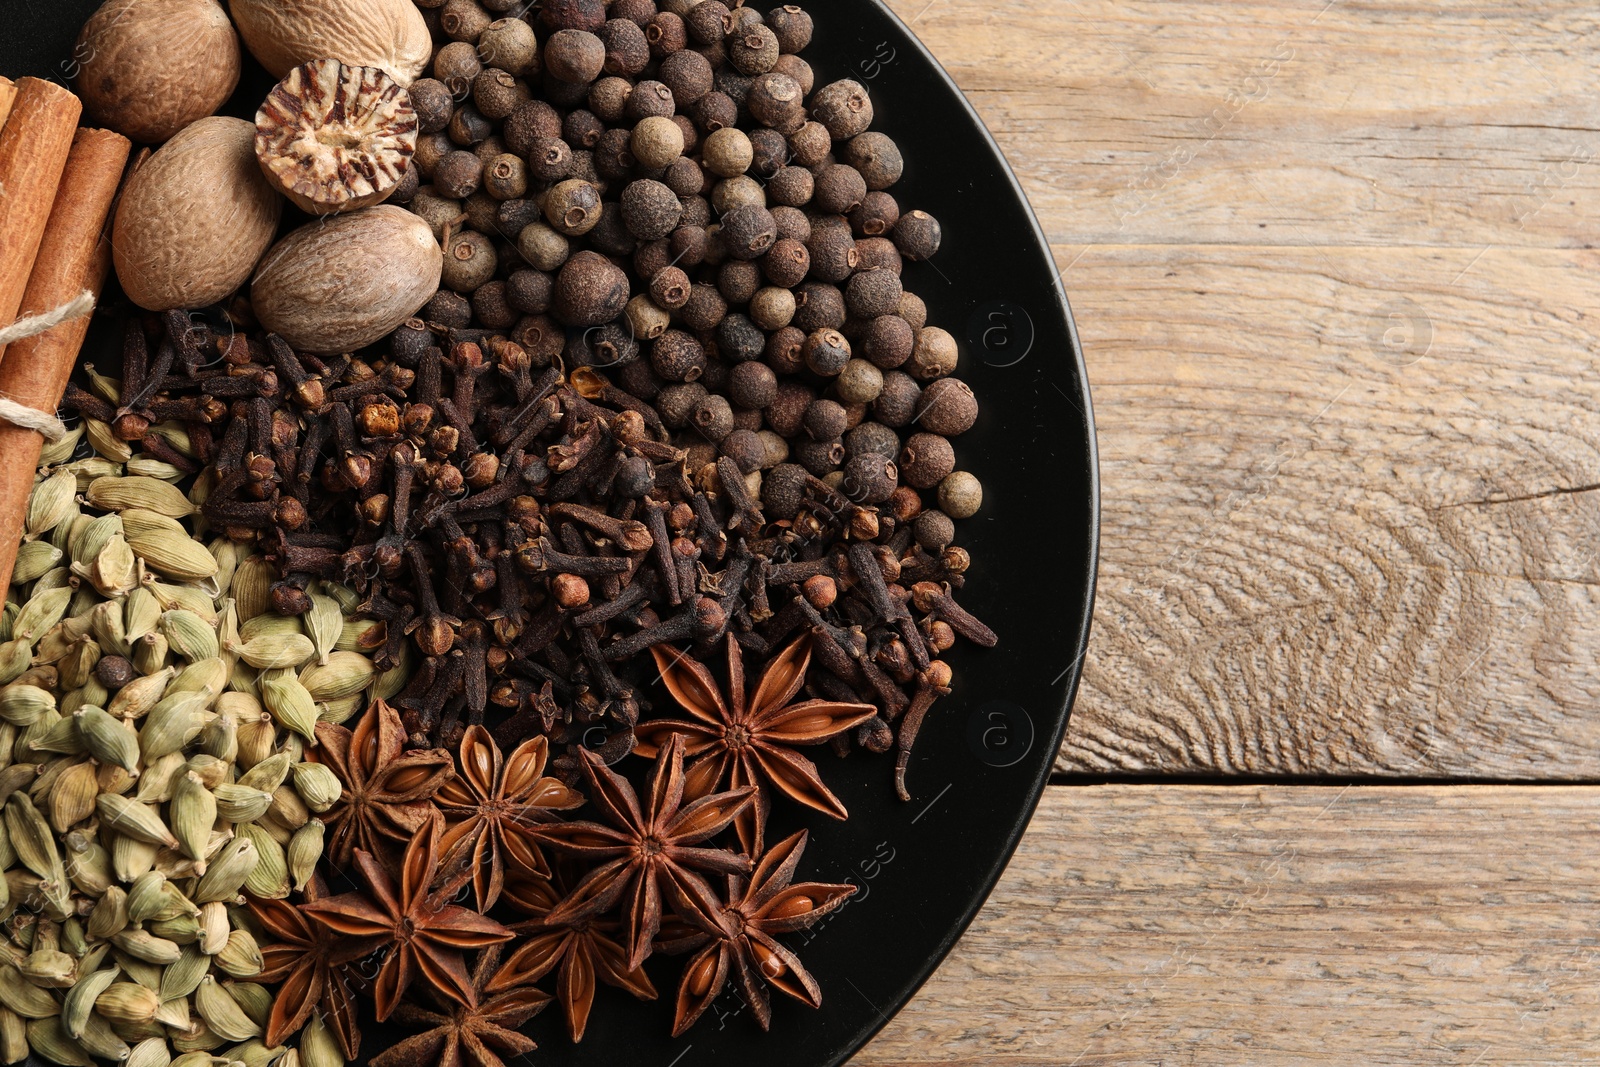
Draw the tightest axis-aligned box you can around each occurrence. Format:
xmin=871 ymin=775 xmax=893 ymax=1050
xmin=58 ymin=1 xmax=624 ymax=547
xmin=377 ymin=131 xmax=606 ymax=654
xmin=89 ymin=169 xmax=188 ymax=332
xmin=130 ymin=632 xmax=168 ymax=678
xmin=125 ymin=457 xmax=185 ymax=482
xmin=170 ymin=772 xmax=218 ymax=863
xmin=85 ymin=887 xmax=128 ymax=942
xmin=193 ymin=838 xmax=257 ymax=904
xmin=86 ymin=476 xmax=196 ymax=519
xmin=303 ymin=595 xmax=342 ymax=668
xmin=73 ymin=1009 xmax=129 ymax=1063
xmin=232 ymin=711 xmax=276 ymax=771
xmin=0 ymin=1006 xmax=28 ymax=1066
xmin=137 ymin=690 xmax=208 ymax=762
xmin=236 ymin=753 xmax=291 ymax=795
xmin=169 ymin=1019 xmax=224 ymax=1054
xmin=61 ymin=967 xmax=118 ymax=1040
xmin=12 ymin=588 xmax=73 ymax=648
xmin=170 ymin=1052 xmax=215 ymax=1067
xmin=106 ymin=951 xmax=160 ymax=991
xmin=287 ymin=819 xmax=324 ymax=892
xmin=126 ymin=528 xmax=218 ymax=583
xmin=25 ymin=715 xmax=85 ymax=758
xmin=230 ymin=559 xmax=274 ymax=624
xmin=335 ymin=616 xmax=383 ymax=654
xmin=26 ymin=471 xmax=78 ymax=541
xmin=69 ymin=513 xmax=121 ymax=572
xmin=197 ymin=902 xmax=230 ymax=956
xmin=24 ymin=1017 xmax=92 ymax=1067
xmin=146 ymin=913 xmax=201 ymax=945
xmin=299 ymin=1011 xmax=343 ymax=1067
xmin=56 ymin=639 xmax=100 ymax=692
xmin=106 ymin=668 xmax=173 ymax=722
xmin=93 ymin=981 xmax=160 ymax=1024
xmin=169 ymin=658 xmax=228 ymax=705
xmin=76 ymin=535 xmax=138 ymax=598
xmin=108 ymin=930 xmax=181 ymax=967
xmin=267 ymin=784 xmax=309 ymax=831
xmin=159 ymin=944 xmax=209 ymax=1002
xmin=289 ymin=762 xmax=341 ymax=813
xmin=62 ymin=831 xmax=111 ymax=899
xmin=0 ymin=685 xmax=56 ymax=727
xmin=47 ymin=760 xmax=98 ymax=836
xmin=0 ymin=641 xmax=32 ymax=688
xmin=194 ymin=976 xmax=260 ymax=1042
xmin=96 ymin=795 xmax=179 ymax=850
xmin=236 ymin=636 xmax=316 ymax=673
xmin=109 ymin=831 xmax=158 ymax=884
xmin=125 ymin=872 xmax=169 ymax=924
xmin=225 ymin=1037 xmax=283 ymax=1067
xmin=184 ymin=754 xmax=229 ymax=790
xmin=213 ymin=930 xmax=263 ymax=981
xmin=121 ymin=587 xmax=161 ymax=646
xmin=0 ymin=962 xmax=61 ymax=1017
xmin=4 ymin=796 xmax=68 ymax=913
xmin=126 ymin=1037 xmax=171 ymax=1067
xmin=11 ymin=542 xmax=63 ymax=586
xmin=161 ymin=610 xmax=220 ymax=663
xmin=298 ymin=652 xmax=375 ymax=702
xmin=72 ymin=707 xmax=139 ymax=773
xmin=237 ymin=823 xmax=288 ymax=901
xmin=38 ymin=426 xmax=84 ymax=468
xmin=213 ymin=785 xmax=273 ymax=824
xmin=258 ymin=671 xmax=319 ymax=743
xmin=222 ymin=985 xmax=272 ymax=1031
xmin=238 ymin=614 xmax=303 ymax=646
xmin=197 ymin=711 xmax=238 ymax=764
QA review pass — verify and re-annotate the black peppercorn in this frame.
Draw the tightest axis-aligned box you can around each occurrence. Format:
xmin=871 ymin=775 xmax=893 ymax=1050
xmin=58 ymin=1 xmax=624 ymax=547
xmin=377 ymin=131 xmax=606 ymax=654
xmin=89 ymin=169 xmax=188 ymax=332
xmin=802 ymin=329 xmax=851 ymax=377
xmin=651 ymin=329 xmax=707 ymax=382
xmin=503 ymin=99 xmax=563 ymax=154
xmin=688 ymin=91 xmax=738 ymax=133
xmin=659 ymin=48 xmax=715 ymax=106
xmin=679 ymin=283 xmax=728 ymax=330
xmin=802 ymin=398 xmax=847 ymax=440
xmin=916 ymin=378 xmax=978 ymax=435
xmin=473 ymin=281 xmax=518 ymax=330
xmin=599 ymin=17 xmax=651 ymax=76
xmin=546 ymin=29 xmax=607 ymax=83
xmin=846 ymin=268 xmax=903 ymax=319
xmin=766 ymin=380 xmax=813 ymax=436
xmin=813 ymin=163 xmax=867 ymax=215
xmin=728 ymin=24 xmax=780 ymax=75
xmin=715 ymin=311 xmax=765 ymax=362
xmin=900 ymin=431 xmax=955 ymax=496
xmin=646 ymin=11 xmax=688 ymax=56
xmin=411 ymin=78 xmax=455 ymax=134
xmin=872 ymin=371 xmax=920 ymax=428
xmin=894 ymin=209 xmax=943 ymax=261
xmin=748 ymin=72 xmax=806 ymax=133
xmin=617 ymin=179 xmax=681 ymax=241
xmin=811 ymin=79 xmax=875 ymax=140
xmin=766 ymin=5 xmax=814 ymax=53
xmin=553 ymin=251 xmax=631 ymax=327
xmin=719 ymin=204 xmax=778 ymax=260
xmin=728 ymin=360 xmax=777 ymax=409
xmin=627 ymin=79 xmax=677 ymax=120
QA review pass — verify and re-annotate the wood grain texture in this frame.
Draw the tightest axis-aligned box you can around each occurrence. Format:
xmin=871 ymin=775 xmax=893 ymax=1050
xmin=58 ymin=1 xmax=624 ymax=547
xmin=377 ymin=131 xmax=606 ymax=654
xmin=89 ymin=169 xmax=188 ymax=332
xmin=880 ymin=0 xmax=1600 ymax=774
xmin=855 ymin=785 xmax=1600 ymax=1066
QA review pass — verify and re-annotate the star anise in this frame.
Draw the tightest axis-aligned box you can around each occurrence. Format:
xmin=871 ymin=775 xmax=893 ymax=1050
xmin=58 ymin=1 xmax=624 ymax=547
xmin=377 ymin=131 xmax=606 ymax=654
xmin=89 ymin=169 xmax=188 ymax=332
xmin=250 ymin=875 xmax=372 ymax=1057
xmin=312 ymin=698 xmax=456 ymax=868
xmin=436 ymin=727 xmax=586 ymax=911
xmin=637 ymin=635 xmax=877 ymax=854
xmin=660 ymin=830 xmax=856 ymax=1035
xmin=369 ymin=944 xmax=550 ymax=1067
xmin=302 ymin=818 xmax=514 ymax=1021
xmin=490 ymin=866 xmax=657 ymax=1042
xmin=534 ymin=733 xmax=755 ymax=971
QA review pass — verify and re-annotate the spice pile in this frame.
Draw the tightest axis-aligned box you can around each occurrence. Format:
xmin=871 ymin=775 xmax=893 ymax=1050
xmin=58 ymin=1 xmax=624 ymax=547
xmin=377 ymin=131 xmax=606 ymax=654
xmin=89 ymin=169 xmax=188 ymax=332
xmin=0 ymin=0 xmax=1003 ymax=1059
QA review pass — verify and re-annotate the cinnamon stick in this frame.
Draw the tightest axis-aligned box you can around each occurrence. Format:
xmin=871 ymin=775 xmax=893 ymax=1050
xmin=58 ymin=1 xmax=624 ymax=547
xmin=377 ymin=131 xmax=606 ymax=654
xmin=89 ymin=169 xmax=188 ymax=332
xmin=0 ymin=78 xmax=82 ymax=366
xmin=0 ymin=127 xmax=132 ymax=594
xmin=0 ymin=79 xmax=17 ymax=133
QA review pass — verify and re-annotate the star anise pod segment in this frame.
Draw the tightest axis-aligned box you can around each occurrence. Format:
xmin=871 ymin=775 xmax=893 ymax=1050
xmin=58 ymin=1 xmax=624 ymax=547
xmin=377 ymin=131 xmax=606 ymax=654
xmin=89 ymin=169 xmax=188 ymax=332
xmin=369 ymin=944 xmax=550 ymax=1067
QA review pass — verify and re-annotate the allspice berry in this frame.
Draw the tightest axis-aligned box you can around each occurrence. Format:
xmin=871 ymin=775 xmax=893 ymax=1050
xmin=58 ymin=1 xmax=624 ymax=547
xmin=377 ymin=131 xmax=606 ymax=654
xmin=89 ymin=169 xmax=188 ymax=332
xmin=729 ymin=360 xmax=778 ymax=409
xmin=410 ymin=79 xmax=455 ymax=135
xmin=813 ymin=163 xmax=868 ymax=214
xmin=749 ymin=72 xmax=806 ymax=133
xmin=913 ymin=509 xmax=956 ymax=552
xmin=835 ymin=358 xmax=884 ymax=405
xmin=728 ymin=24 xmax=780 ymax=75
xmin=478 ymin=18 xmax=539 ymax=75
xmin=473 ymin=68 xmax=530 ymax=120
xmin=845 ymin=132 xmax=905 ymax=190
xmin=442 ymin=229 xmax=498 ymax=292
xmin=517 ymin=221 xmax=570 ymax=271
xmin=910 ymin=326 xmax=960 ymax=380
xmin=620 ymin=179 xmax=683 ymax=240
xmin=546 ymin=29 xmax=607 ymax=83
xmin=846 ymin=269 xmax=904 ymax=319
xmin=862 ymin=314 xmax=914 ymax=369
xmin=811 ymin=79 xmax=874 ymax=140
xmin=544 ymin=178 xmax=603 ymax=235
xmin=900 ymin=432 xmax=956 ymax=489
xmin=703 ymin=127 xmax=754 ymax=177
xmin=938 ymin=471 xmax=983 ymax=520
xmin=916 ymin=378 xmax=979 ymax=436
xmin=766 ymin=5 xmax=815 ymax=53
xmin=873 ymin=371 xmax=921 ymax=428
xmin=650 ymin=266 xmax=692 ymax=309
xmin=894 ymin=209 xmax=943 ymax=261
xmin=632 ymin=115 xmax=686 ymax=168
xmin=651 ymin=329 xmax=707 ymax=382
xmin=553 ymin=250 xmax=631 ymax=326
xmin=720 ymin=204 xmax=778 ymax=260
xmin=483 ymin=153 xmax=528 ymax=199
xmin=843 ymin=452 xmax=899 ymax=505
xmin=802 ymin=329 xmax=851 ymax=377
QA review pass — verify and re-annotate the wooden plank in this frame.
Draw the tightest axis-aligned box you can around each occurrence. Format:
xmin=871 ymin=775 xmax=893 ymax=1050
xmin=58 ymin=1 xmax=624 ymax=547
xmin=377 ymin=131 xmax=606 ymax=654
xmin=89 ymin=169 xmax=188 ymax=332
xmin=1047 ymin=243 xmax=1600 ymax=776
xmin=883 ymin=0 xmax=1600 ymax=249
xmin=855 ymin=784 xmax=1600 ymax=1066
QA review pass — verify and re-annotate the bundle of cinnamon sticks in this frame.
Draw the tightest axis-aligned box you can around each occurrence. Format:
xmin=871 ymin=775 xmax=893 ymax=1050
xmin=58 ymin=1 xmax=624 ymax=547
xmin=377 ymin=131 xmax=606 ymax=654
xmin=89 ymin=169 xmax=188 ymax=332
xmin=0 ymin=76 xmax=133 ymax=593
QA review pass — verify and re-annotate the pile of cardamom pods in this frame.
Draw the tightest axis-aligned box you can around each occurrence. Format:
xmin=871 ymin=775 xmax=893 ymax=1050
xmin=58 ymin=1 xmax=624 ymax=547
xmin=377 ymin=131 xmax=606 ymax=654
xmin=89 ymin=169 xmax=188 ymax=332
xmin=0 ymin=393 xmax=398 ymax=1067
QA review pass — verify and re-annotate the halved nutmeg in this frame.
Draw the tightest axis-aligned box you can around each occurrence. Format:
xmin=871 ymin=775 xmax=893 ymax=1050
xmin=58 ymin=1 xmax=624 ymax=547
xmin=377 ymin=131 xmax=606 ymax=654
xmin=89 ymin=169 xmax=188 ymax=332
xmin=255 ymin=58 xmax=419 ymax=215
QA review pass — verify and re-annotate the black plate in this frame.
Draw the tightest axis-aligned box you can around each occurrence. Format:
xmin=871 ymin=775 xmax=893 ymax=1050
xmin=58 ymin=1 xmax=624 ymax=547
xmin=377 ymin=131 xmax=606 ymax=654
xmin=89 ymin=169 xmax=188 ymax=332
xmin=2 ymin=1 xmax=1098 ymax=1063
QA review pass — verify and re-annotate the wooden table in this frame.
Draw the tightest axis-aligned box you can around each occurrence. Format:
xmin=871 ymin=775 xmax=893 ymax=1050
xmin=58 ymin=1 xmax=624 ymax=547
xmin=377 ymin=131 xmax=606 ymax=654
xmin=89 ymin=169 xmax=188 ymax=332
xmin=859 ymin=2 xmax=1600 ymax=1062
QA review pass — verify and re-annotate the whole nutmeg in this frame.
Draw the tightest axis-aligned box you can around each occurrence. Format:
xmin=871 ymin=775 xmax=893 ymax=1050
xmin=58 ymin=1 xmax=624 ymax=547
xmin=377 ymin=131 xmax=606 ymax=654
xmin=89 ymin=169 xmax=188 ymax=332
xmin=252 ymin=205 xmax=443 ymax=353
xmin=255 ymin=59 xmax=419 ymax=215
xmin=75 ymin=0 xmax=241 ymax=144
xmin=113 ymin=117 xmax=283 ymax=311
xmin=230 ymin=0 xmax=432 ymax=85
